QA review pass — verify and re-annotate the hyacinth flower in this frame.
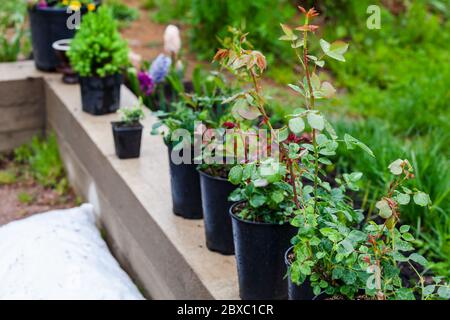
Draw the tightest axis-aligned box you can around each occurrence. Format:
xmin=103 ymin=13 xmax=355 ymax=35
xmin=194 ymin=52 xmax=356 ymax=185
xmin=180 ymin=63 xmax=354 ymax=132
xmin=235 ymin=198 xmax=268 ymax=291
xmin=164 ymin=25 xmax=181 ymax=56
xmin=137 ymin=71 xmax=155 ymax=96
xmin=149 ymin=54 xmax=172 ymax=84
xmin=37 ymin=0 xmax=48 ymax=8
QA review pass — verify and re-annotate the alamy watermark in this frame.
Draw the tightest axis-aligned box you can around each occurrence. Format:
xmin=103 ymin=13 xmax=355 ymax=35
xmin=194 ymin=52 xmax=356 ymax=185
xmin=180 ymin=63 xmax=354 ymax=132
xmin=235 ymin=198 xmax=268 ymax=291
xmin=367 ymin=5 xmax=381 ymax=30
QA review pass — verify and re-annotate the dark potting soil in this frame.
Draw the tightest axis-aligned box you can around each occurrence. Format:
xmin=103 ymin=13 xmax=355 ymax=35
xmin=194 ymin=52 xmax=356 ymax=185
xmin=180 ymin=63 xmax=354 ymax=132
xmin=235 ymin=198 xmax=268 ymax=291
xmin=114 ymin=122 xmax=141 ymax=129
xmin=201 ymin=167 xmax=230 ymax=180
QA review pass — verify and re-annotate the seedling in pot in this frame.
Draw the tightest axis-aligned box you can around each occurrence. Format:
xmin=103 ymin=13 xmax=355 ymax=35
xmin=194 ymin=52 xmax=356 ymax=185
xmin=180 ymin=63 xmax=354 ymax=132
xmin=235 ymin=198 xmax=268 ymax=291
xmin=111 ymin=99 xmax=145 ymax=159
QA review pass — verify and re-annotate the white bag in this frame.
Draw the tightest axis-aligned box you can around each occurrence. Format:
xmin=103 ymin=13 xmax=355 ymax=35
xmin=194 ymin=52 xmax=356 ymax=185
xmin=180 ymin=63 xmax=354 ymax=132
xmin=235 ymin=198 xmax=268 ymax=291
xmin=0 ymin=204 xmax=144 ymax=300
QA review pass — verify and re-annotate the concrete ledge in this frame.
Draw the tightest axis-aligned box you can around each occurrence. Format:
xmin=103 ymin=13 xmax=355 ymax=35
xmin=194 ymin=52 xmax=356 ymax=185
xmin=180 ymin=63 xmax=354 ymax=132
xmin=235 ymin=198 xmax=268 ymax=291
xmin=0 ymin=61 xmax=238 ymax=300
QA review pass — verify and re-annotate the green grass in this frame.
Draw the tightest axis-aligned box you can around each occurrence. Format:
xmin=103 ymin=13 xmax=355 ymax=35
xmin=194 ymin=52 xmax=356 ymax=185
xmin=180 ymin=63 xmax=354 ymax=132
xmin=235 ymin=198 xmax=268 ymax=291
xmin=0 ymin=0 xmax=29 ymax=62
xmin=14 ymin=134 xmax=67 ymax=192
xmin=0 ymin=170 xmax=17 ymax=185
xmin=17 ymin=191 xmax=34 ymax=205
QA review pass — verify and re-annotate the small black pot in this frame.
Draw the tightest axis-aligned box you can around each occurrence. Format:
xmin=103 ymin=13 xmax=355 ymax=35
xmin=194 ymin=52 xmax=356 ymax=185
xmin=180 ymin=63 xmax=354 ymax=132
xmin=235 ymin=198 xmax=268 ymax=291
xmin=168 ymin=146 xmax=203 ymax=219
xmin=80 ymin=74 xmax=123 ymax=115
xmin=29 ymin=6 xmax=90 ymax=71
xmin=230 ymin=202 xmax=296 ymax=300
xmin=199 ymin=170 xmax=236 ymax=255
xmin=111 ymin=121 xmax=143 ymax=159
xmin=285 ymin=246 xmax=315 ymax=300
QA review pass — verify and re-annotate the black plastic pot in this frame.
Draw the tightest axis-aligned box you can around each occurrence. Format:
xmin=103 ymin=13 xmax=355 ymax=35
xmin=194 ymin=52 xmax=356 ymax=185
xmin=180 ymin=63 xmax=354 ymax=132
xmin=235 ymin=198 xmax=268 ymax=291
xmin=285 ymin=246 xmax=315 ymax=300
xmin=111 ymin=121 xmax=143 ymax=159
xmin=199 ymin=170 xmax=236 ymax=255
xmin=230 ymin=202 xmax=296 ymax=300
xmin=52 ymin=39 xmax=78 ymax=84
xmin=29 ymin=6 xmax=90 ymax=71
xmin=168 ymin=146 xmax=203 ymax=219
xmin=80 ymin=74 xmax=123 ymax=115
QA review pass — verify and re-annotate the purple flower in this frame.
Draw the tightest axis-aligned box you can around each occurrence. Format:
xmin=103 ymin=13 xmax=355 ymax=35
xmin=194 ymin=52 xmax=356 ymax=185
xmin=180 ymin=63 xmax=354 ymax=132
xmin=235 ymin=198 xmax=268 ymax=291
xmin=138 ymin=71 xmax=155 ymax=96
xmin=149 ymin=54 xmax=172 ymax=83
xmin=37 ymin=0 xmax=48 ymax=8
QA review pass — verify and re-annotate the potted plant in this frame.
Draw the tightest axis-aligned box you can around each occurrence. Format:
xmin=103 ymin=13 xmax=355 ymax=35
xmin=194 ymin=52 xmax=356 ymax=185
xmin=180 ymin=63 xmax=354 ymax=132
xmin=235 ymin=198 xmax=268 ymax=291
xmin=152 ymin=66 xmax=232 ymax=220
xmin=27 ymin=0 xmax=97 ymax=71
xmin=213 ymin=29 xmax=306 ymax=300
xmin=279 ymin=6 xmax=450 ymax=301
xmin=127 ymin=25 xmax=193 ymax=111
xmin=68 ymin=6 xmax=129 ymax=115
xmin=112 ymin=99 xmax=145 ymax=159
xmin=194 ymin=72 xmax=238 ymax=255
xmin=286 ymin=160 xmax=449 ymax=300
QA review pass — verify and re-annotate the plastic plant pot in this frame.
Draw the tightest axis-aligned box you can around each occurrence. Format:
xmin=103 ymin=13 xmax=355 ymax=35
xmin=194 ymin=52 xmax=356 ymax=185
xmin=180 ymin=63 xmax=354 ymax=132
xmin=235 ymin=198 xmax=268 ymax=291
xmin=79 ymin=74 xmax=123 ymax=115
xmin=111 ymin=121 xmax=143 ymax=159
xmin=167 ymin=146 xmax=203 ymax=219
xmin=29 ymin=5 xmax=90 ymax=71
xmin=199 ymin=170 xmax=236 ymax=255
xmin=52 ymin=39 xmax=78 ymax=84
xmin=284 ymin=246 xmax=315 ymax=300
xmin=230 ymin=202 xmax=296 ymax=300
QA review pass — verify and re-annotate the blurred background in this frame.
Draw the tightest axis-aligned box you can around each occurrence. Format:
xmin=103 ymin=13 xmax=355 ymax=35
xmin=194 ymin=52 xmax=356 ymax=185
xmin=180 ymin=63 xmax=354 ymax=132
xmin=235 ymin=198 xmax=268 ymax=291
xmin=1 ymin=0 xmax=448 ymax=276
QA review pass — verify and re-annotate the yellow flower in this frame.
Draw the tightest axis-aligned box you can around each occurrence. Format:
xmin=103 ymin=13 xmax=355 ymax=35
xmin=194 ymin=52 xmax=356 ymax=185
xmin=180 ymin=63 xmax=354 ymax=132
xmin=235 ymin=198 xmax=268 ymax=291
xmin=62 ymin=0 xmax=69 ymax=5
xmin=87 ymin=3 xmax=96 ymax=11
xmin=69 ymin=0 xmax=81 ymax=11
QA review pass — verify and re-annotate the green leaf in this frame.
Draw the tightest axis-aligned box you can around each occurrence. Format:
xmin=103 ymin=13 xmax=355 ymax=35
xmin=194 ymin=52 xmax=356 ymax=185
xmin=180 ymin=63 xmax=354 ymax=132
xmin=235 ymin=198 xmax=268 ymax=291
xmin=344 ymin=134 xmax=375 ymax=157
xmin=280 ymin=23 xmax=297 ymax=41
xmin=437 ymin=286 xmax=450 ymax=299
xmin=271 ymin=190 xmax=284 ymax=204
xmin=409 ymin=253 xmax=428 ymax=266
xmin=399 ymin=225 xmax=410 ymax=233
xmin=318 ymin=157 xmax=332 ymax=165
xmin=289 ymin=117 xmax=305 ymax=134
xmin=339 ymin=239 xmax=354 ymax=255
xmin=228 ymin=165 xmax=243 ymax=185
xmin=388 ymin=159 xmax=404 ymax=175
xmin=278 ymin=127 xmax=289 ymax=142
xmin=395 ymin=288 xmax=415 ymax=300
xmin=413 ymin=192 xmax=430 ymax=207
xmin=423 ymin=285 xmax=435 ymax=296
xmin=307 ymin=113 xmax=325 ymax=131
xmin=402 ymin=232 xmax=415 ymax=242
xmin=320 ymin=39 xmax=349 ymax=62
xmin=288 ymin=84 xmax=305 ymax=96
xmin=376 ymin=200 xmax=392 ymax=219
xmin=250 ymin=194 xmax=266 ymax=207
xmin=396 ymin=193 xmax=411 ymax=205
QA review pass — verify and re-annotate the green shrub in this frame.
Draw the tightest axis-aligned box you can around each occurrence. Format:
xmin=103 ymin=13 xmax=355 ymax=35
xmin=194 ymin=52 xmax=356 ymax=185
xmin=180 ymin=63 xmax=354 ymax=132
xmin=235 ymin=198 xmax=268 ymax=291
xmin=104 ymin=0 xmax=140 ymax=29
xmin=68 ymin=6 xmax=129 ymax=77
xmin=151 ymin=0 xmax=296 ymax=66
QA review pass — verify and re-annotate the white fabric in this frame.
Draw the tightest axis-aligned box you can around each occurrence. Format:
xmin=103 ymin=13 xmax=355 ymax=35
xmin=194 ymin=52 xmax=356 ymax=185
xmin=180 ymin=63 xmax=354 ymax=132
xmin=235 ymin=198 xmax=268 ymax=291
xmin=0 ymin=204 xmax=144 ymax=300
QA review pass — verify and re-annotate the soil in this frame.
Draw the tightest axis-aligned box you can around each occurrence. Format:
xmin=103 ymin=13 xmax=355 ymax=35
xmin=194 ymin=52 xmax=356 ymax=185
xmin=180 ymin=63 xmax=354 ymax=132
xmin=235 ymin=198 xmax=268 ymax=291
xmin=201 ymin=166 xmax=230 ymax=180
xmin=0 ymin=154 xmax=78 ymax=227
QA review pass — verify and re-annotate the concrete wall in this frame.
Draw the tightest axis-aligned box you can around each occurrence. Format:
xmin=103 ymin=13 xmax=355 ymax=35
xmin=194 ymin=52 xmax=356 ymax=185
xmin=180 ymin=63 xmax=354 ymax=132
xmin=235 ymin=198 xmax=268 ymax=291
xmin=0 ymin=61 xmax=239 ymax=300
xmin=0 ymin=75 xmax=46 ymax=151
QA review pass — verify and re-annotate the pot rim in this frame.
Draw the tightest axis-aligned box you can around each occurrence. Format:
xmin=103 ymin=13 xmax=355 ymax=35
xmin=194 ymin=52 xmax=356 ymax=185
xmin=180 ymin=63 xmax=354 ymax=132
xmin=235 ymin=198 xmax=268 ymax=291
xmin=229 ymin=201 xmax=292 ymax=227
xmin=80 ymin=73 xmax=123 ymax=80
xmin=111 ymin=121 xmax=143 ymax=130
xmin=285 ymin=245 xmax=294 ymax=267
xmin=197 ymin=169 xmax=229 ymax=182
xmin=52 ymin=39 xmax=72 ymax=51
